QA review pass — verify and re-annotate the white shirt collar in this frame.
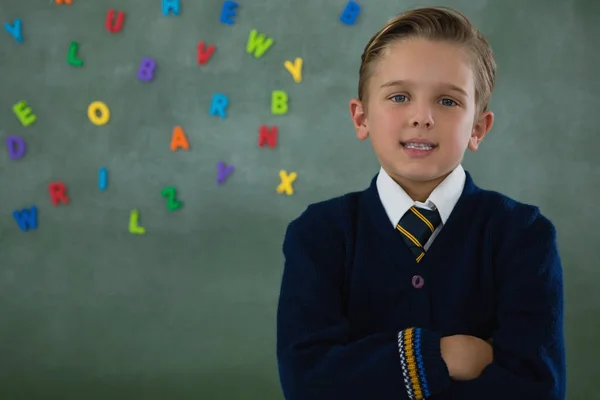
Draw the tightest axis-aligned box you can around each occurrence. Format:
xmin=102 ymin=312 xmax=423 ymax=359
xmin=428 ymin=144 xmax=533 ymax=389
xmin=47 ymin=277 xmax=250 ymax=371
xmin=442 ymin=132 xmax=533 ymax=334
xmin=376 ymin=165 xmax=466 ymax=227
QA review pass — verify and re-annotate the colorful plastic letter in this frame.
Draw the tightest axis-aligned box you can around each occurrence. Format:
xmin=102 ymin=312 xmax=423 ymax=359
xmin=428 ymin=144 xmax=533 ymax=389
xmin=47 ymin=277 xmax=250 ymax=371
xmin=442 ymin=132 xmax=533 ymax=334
xmin=138 ymin=57 xmax=157 ymax=81
xmin=246 ymin=29 xmax=274 ymax=58
xmin=197 ymin=41 xmax=216 ymax=65
xmin=160 ymin=187 xmax=182 ymax=211
xmin=6 ymin=136 xmax=26 ymax=159
xmin=217 ymin=161 xmax=234 ymax=184
xmin=48 ymin=182 xmax=70 ymax=206
xmin=284 ymin=57 xmax=303 ymax=83
xmin=340 ymin=1 xmax=361 ymax=25
xmin=129 ymin=209 xmax=146 ymax=234
xmin=4 ymin=19 xmax=23 ymax=43
xmin=105 ymin=9 xmax=126 ymax=33
xmin=13 ymin=206 xmax=37 ymax=232
xmin=277 ymin=170 xmax=297 ymax=196
xmin=210 ymin=94 xmax=229 ymax=119
xmin=220 ymin=1 xmax=238 ymax=25
xmin=258 ymin=125 xmax=278 ymax=148
xmin=162 ymin=0 xmax=180 ymax=16
xmin=56 ymin=0 xmax=73 ymax=4
xmin=12 ymin=101 xmax=36 ymax=127
xmin=99 ymin=167 xmax=108 ymax=191
xmin=68 ymin=41 xmax=83 ymax=67
xmin=88 ymin=101 xmax=110 ymax=125
xmin=271 ymin=91 xmax=288 ymax=115
xmin=170 ymin=126 xmax=190 ymax=151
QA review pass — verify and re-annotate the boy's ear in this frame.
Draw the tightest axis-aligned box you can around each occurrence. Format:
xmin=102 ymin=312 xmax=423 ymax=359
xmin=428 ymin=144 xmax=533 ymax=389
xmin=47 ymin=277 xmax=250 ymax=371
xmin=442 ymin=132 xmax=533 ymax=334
xmin=349 ymin=98 xmax=369 ymax=140
xmin=468 ymin=110 xmax=494 ymax=151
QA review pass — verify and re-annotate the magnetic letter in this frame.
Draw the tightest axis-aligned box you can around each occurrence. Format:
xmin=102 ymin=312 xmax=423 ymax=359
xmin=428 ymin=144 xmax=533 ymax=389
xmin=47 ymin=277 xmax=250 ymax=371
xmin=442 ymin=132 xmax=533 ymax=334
xmin=162 ymin=0 xmax=181 ymax=16
xmin=258 ymin=125 xmax=278 ymax=148
xmin=271 ymin=91 xmax=288 ymax=115
xmin=129 ymin=209 xmax=146 ymax=234
xmin=277 ymin=170 xmax=297 ymax=196
xmin=67 ymin=41 xmax=83 ymax=67
xmin=160 ymin=187 xmax=182 ymax=211
xmin=170 ymin=126 xmax=190 ymax=151
xmin=12 ymin=101 xmax=36 ymax=127
xmin=13 ymin=206 xmax=37 ymax=232
xmin=340 ymin=1 xmax=361 ymax=25
xmin=55 ymin=0 xmax=73 ymax=4
xmin=284 ymin=57 xmax=303 ymax=83
xmin=48 ymin=182 xmax=70 ymax=206
xmin=210 ymin=93 xmax=229 ymax=119
xmin=220 ymin=1 xmax=238 ymax=25
xmin=246 ymin=29 xmax=274 ymax=58
xmin=105 ymin=9 xmax=126 ymax=33
xmin=4 ymin=18 xmax=23 ymax=43
xmin=138 ymin=57 xmax=157 ymax=81
xmin=217 ymin=161 xmax=234 ymax=184
xmin=6 ymin=136 xmax=26 ymax=159
xmin=88 ymin=101 xmax=110 ymax=126
xmin=99 ymin=167 xmax=108 ymax=191
xmin=197 ymin=41 xmax=216 ymax=65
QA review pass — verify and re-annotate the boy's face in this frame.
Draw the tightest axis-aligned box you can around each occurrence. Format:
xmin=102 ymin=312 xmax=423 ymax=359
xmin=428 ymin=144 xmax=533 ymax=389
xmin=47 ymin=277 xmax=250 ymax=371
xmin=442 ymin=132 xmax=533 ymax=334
xmin=350 ymin=38 xmax=494 ymax=188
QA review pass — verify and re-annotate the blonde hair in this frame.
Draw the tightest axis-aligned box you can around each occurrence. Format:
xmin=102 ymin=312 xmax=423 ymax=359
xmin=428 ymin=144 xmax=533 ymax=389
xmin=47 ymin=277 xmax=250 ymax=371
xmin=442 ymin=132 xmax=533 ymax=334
xmin=358 ymin=6 xmax=496 ymax=116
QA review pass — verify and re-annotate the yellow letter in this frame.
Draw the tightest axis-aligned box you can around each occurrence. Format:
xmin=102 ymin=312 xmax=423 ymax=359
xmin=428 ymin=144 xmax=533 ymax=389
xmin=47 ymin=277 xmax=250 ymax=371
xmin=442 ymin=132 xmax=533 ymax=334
xmin=277 ymin=170 xmax=297 ymax=196
xmin=284 ymin=57 xmax=303 ymax=83
xmin=271 ymin=90 xmax=288 ymax=115
xmin=129 ymin=209 xmax=146 ymax=235
xmin=88 ymin=101 xmax=110 ymax=126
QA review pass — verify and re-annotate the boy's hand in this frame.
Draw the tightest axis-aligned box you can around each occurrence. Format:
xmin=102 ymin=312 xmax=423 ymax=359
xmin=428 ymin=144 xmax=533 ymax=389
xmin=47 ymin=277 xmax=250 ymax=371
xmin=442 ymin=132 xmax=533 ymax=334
xmin=441 ymin=334 xmax=493 ymax=381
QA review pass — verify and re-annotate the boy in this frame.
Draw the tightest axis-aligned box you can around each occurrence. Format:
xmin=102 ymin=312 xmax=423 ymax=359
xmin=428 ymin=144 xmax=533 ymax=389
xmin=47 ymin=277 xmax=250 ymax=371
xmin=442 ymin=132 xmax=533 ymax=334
xmin=276 ymin=6 xmax=566 ymax=400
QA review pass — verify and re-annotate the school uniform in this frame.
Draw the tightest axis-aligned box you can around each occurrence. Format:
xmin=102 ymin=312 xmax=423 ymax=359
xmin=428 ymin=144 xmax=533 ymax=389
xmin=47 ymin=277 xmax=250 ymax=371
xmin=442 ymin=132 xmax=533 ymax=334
xmin=276 ymin=165 xmax=566 ymax=400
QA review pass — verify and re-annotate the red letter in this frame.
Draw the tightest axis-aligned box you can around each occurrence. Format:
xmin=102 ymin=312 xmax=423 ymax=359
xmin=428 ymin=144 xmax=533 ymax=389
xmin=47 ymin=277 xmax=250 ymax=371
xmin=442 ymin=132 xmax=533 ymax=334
xmin=48 ymin=182 xmax=70 ymax=206
xmin=197 ymin=41 xmax=216 ymax=65
xmin=258 ymin=125 xmax=278 ymax=148
xmin=105 ymin=9 xmax=126 ymax=33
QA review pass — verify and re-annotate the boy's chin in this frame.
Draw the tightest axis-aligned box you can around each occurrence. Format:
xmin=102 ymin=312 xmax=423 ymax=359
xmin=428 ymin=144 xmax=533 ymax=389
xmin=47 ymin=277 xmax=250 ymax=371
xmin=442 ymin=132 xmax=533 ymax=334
xmin=390 ymin=166 xmax=449 ymax=183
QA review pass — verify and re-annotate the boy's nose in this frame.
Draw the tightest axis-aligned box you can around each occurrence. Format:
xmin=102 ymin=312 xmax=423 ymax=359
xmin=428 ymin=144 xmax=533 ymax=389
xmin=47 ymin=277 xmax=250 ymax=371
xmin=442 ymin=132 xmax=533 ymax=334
xmin=409 ymin=106 xmax=435 ymax=128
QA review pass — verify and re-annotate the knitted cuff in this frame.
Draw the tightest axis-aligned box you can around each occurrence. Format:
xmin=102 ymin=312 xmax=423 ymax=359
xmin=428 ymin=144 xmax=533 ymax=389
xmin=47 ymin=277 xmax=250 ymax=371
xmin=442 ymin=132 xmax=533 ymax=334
xmin=398 ymin=327 xmax=451 ymax=399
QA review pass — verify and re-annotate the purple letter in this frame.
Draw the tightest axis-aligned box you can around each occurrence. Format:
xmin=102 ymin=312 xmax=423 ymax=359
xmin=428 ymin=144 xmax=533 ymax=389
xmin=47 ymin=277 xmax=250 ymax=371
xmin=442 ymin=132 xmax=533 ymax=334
xmin=6 ymin=136 xmax=26 ymax=159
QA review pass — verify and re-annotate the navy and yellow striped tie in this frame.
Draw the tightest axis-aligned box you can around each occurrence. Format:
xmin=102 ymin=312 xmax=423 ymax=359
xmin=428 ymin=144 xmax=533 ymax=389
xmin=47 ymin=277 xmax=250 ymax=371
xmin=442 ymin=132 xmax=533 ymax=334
xmin=396 ymin=206 xmax=442 ymax=263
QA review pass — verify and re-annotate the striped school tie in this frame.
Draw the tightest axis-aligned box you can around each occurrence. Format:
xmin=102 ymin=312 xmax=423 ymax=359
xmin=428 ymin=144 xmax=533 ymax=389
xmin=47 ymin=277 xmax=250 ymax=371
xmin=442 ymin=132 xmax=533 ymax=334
xmin=396 ymin=206 xmax=442 ymax=263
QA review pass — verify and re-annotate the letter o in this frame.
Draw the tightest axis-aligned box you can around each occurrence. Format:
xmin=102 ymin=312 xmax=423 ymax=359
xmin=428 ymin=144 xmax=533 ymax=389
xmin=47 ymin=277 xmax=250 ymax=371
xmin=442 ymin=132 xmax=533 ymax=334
xmin=88 ymin=101 xmax=110 ymax=126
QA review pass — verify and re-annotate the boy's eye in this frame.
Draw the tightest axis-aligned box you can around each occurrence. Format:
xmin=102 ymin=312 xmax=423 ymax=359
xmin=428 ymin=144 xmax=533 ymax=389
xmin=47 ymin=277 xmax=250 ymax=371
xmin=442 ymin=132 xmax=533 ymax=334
xmin=440 ymin=98 xmax=457 ymax=107
xmin=390 ymin=95 xmax=408 ymax=102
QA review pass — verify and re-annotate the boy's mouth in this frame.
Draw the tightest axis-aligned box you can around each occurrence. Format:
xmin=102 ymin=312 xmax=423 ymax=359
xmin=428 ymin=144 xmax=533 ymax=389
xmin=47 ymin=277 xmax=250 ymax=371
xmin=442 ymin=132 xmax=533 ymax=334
xmin=401 ymin=141 xmax=437 ymax=150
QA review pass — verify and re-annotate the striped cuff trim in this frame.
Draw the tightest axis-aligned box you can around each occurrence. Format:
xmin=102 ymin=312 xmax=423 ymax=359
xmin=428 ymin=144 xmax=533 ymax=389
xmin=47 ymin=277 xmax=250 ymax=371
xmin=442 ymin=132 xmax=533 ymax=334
xmin=398 ymin=327 xmax=431 ymax=400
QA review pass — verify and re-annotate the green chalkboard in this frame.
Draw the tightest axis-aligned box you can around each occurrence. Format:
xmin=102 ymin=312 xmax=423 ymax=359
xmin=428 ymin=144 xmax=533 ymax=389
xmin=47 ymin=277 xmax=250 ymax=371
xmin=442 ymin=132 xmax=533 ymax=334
xmin=1 ymin=0 xmax=598 ymax=398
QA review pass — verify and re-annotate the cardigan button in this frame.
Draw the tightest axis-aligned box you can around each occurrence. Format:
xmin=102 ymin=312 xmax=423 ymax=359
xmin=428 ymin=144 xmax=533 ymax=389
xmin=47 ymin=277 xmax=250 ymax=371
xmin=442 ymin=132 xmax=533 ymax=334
xmin=412 ymin=275 xmax=424 ymax=289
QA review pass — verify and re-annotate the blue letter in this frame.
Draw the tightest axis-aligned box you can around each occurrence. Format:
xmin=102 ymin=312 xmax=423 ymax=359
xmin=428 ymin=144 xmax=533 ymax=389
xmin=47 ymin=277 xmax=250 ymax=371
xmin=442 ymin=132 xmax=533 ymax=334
xmin=4 ymin=18 xmax=23 ymax=43
xmin=340 ymin=1 xmax=360 ymax=25
xmin=210 ymin=94 xmax=229 ymax=119
xmin=13 ymin=206 xmax=37 ymax=232
xmin=162 ymin=0 xmax=181 ymax=16
xmin=99 ymin=167 xmax=108 ymax=191
xmin=220 ymin=1 xmax=238 ymax=25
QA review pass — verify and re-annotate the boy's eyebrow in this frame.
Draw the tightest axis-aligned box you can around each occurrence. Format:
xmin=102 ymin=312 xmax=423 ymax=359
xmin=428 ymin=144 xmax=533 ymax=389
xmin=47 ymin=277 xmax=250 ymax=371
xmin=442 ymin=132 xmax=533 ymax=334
xmin=379 ymin=79 xmax=468 ymax=97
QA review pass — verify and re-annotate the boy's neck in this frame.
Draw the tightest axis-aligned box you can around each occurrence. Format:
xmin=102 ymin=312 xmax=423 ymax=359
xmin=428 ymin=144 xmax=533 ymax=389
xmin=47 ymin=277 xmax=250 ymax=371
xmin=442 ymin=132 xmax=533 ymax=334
xmin=390 ymin=171 xmax=451 ymax=203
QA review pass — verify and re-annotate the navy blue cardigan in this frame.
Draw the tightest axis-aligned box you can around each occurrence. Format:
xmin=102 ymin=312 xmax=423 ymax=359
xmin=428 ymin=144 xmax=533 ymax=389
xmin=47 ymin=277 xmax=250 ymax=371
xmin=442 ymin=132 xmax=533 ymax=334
xmin=276 ymin=171 xmax=566 ymax=399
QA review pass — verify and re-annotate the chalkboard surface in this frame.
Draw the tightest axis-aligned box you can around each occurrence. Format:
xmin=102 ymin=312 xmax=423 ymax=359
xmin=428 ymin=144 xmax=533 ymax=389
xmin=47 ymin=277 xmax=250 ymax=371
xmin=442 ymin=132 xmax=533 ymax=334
xmin=1 ymin=0 xmax=598 ymax=398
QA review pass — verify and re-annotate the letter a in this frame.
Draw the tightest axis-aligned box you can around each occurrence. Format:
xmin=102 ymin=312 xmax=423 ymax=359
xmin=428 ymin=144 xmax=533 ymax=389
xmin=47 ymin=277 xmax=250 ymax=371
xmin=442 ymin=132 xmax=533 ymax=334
xmin=170 ymin=126 xmax=190 ymax=151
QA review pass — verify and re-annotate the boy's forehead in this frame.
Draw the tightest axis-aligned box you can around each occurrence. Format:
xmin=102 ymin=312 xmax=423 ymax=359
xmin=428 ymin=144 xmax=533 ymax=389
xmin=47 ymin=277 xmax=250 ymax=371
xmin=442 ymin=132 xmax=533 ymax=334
xmin=373 ymin=39 xmax=474 ymax=92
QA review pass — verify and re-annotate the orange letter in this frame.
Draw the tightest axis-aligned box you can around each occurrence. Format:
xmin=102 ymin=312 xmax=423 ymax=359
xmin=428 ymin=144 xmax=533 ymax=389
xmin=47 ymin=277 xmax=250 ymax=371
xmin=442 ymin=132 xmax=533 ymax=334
xmin=48 ymin=182 xmax=70 ymax=205
xmin=170 ymin=126 xmax=190 ymax=151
